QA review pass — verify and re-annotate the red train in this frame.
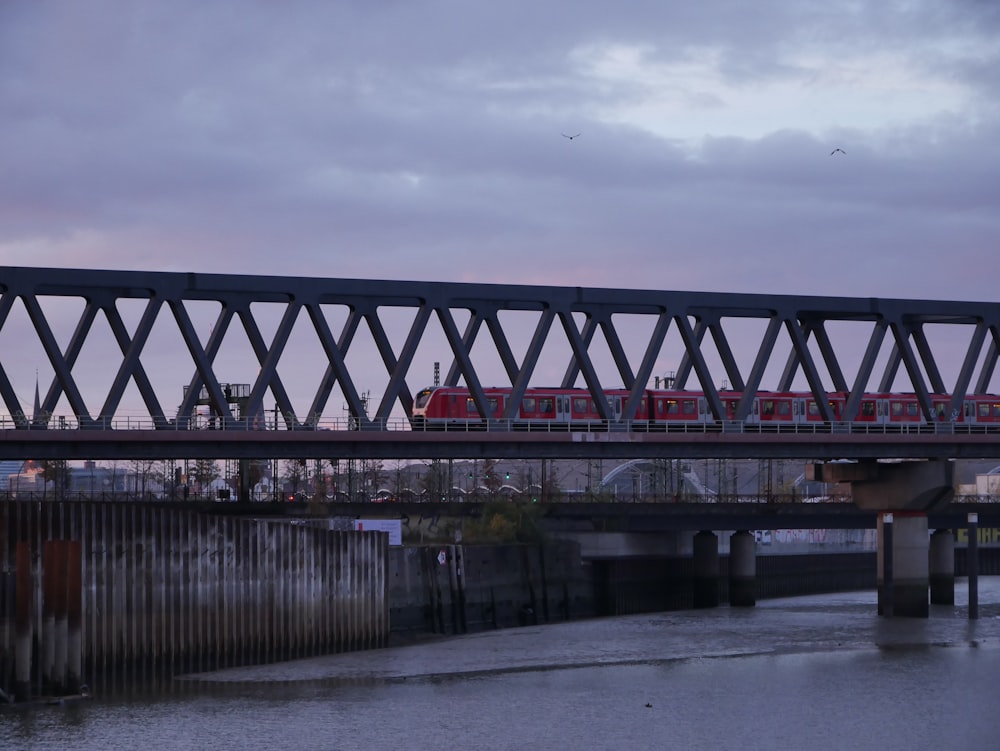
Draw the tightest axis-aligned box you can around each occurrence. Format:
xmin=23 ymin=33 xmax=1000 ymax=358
xmin=412 ymin=386 xmax=1000 ymax=430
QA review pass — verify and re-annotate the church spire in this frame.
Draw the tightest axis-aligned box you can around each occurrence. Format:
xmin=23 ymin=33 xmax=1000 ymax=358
xmin=32 ymin=370 xmax=41 ymax=422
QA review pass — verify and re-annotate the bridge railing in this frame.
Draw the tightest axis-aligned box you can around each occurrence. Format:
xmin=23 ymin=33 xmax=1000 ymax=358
xmin=0 ymin=413 xmax=995 ymax=435
xmin=4 ymin=488 xmax=1000 ymax=504
xmin=0 ymin=489 xmax=861 ymax=504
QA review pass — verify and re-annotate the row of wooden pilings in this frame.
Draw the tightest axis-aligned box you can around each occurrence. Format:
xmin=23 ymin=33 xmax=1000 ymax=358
xmin=0 ymin=500 xmax=389 ymax=703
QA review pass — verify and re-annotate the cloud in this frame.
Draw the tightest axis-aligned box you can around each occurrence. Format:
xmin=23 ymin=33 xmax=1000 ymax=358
xmin=0 ymin=0 xmax=996 ymax=304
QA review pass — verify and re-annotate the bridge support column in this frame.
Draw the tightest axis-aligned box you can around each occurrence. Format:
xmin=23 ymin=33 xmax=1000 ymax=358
xmin=728 ymin=531 xmax=756 ymax=607
xmin=693 ymin=531 xmax=719 ymax=609
xmin=929 ymin=529 xmax=955 ymax=605
xmin=878 ymin=513 xmax=928 ymax=618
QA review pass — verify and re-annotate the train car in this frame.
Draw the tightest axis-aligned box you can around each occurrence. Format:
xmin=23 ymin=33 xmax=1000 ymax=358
xmin=965 ymin=394 xmax=1000 ymax=425
xmin=755 ymin=392 xmax=797 ymax=425
xmin=802 ymin=393 xmax=847 ymax=424
xmin=413 ymin=386 xmax=653 ymax=429
xmin=412 ymin=386 xmax=508 ymax=428
xmin=413 ymin=384 xmax=1000 ymax=431
xmin=648 ymin=390 xmax=705 ymax=428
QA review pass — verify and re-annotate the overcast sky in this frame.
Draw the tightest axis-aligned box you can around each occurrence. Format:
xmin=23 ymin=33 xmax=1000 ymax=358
xmin=2 ymin=1 xmax=999 ymax=419
xmin=3 ymin=0 xmax=998 ymax=300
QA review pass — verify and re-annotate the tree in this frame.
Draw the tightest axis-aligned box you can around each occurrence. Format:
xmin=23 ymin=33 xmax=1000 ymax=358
xmin=362 ymin=458 xmax=383 ymax=500
xmin=129 ymin=458 xmax=159 ymax=498
xmin=284 ymin=459 xmax=306 ymax=500
xmin=192 ymin=459 xmax=219 ymax=498
xmin=38 ymin=459 xmax=71 ymax=499
xmin=482 ymin=458 xmax=503 ymax=497
xmin=311 ymin=459 xmax=328 ymax=500
xmin=420 ymin=460 xmax=448 ymax=501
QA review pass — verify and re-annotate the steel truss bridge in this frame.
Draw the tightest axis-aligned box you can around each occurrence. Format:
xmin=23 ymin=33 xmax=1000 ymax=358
xmin=2 ymin=266 xmax=1000 ymax=461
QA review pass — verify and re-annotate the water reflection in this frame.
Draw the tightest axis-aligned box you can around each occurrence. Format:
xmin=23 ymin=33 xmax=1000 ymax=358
xmin=2 ymin=581 xmax=999 ymax=751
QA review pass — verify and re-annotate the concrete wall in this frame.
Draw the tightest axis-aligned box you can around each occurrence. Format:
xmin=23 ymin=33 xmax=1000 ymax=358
xmin=388 ymin=540 xmax=596 ymax=641
xmin=0 ymin=501 xmax=389 ymax=701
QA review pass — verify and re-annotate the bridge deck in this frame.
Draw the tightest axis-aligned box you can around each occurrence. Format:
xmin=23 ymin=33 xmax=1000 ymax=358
xmin=3 ymin=426 xmax=999 ymax=460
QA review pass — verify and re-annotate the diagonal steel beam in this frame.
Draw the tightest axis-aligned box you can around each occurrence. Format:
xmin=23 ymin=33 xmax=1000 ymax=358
xmin=708 ymin=318 xmax=745 ymax=392
xmin=736 ymin=317 xmax=782 ymax=421
xmin=307 ymin=304 xmax=368 ymax=427
xmin=173 ymin=300 xmax=235 ymax=424
xmin=369 ymin=304 xmax=430 ymax=420
xmin=975 ymin=326 xmax=1000 ymax=394
xmin=784 ymin=317 xmax=833 ymax=422
xmin=100 ymin=297 xmax=166 ymax=424
xmin=843 ymin=320 xmax=888 ymax=420
xmin=22 ymin=295 xmax=95 ymax=424
xmin=911 ymin=324 xmax=946 ymax=394
xmin=888 ymin=321 xmax=934 ymax=419
xmin=238 ymin=300 xmax=299 ymax=423
xmin=559 ymin=311 xmax=609 ymax=420
xmin=503 ymin=309 xmax=555 ymax=420
xmin=948 ymin=321 xmax=987 ymax=419
xmin=622 ymin=311 xmax=672 ymax=421
xmin=674 ymin=315 xmax=724 ymax=419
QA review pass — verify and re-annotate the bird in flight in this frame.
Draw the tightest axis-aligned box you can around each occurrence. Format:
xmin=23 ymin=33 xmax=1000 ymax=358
xmin=562 ymin=133 xmax=581 ymax=140
xmin=830 ymin=148 xmax=846 ymax=156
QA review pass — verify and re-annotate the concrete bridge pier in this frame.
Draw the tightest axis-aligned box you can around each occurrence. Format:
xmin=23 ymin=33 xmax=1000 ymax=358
xmin=728 ymin=530 xmax=756 ymax=607
xmin=809 ymin=459 xmax=953 ymax=618
xmin=929 ymin=529 xmax=955 ymax=605
xmin=877 ymin=512 xmax=929 ymax=617
xmin=692 ymin=531 xmax=719 ymax=608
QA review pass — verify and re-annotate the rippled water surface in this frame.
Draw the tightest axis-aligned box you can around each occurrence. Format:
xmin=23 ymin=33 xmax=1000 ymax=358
xmin=3 ymin=580 xmax=999 ymax=751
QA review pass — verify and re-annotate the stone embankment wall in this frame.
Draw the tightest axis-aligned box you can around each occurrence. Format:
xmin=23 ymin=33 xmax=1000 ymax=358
xmin=0 ymin=501 xmax=388 ymax=702
xmin=388 ymin=540 xmax=596 ymax=640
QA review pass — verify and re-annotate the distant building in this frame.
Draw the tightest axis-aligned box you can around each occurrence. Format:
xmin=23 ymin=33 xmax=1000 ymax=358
xmin=0 ymin=460 xmax=26 ymax=491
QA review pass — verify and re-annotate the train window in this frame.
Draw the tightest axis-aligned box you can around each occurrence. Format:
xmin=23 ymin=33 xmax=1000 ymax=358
xmin=683 ymin=400 xmax=696 ymax=415
xmin=807 ymin=402 xmax=819 ymax=416
xmin=777 ymin=401 xmax=791 ymax=416
xmin=891 ymin=402 xmax=903 ymax=416
xmin=907 ymin=403 xmax=919 ymax=417
xmin=466 ymin=398 xmax=478 ymax=414
xmin=573 ymin=397 xmax=588 ymax=412
xmin=762 ymin=400 xmax=775 ymax=416
xmin=488 ymin=398 xmax=499 ymax=414
xmin=862 ymin=402 xmax=875 ymax=417
xmin=522 ymin=397 xmax=536 ymax=412
xmin=666 ymin=400 xmax=679 ymax=414
xmin=993 ymin=402 xmax=1000 ymax=417
xmin=539 ymin=398 xmax=554 ymax=413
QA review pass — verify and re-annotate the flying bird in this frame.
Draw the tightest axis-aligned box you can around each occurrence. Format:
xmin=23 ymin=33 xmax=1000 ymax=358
xmin=830 ymin=148 xmax=846 ymax=156
xmin=562 ymin=133 xmax=581 ymax=140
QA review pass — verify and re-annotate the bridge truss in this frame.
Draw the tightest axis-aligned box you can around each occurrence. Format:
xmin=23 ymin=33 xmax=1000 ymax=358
xmin=1 ymin=266 xmax=1000 ymax=433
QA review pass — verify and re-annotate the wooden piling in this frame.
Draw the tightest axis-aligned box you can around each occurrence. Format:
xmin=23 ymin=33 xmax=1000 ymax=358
xmin=15 ymin=542 xmax=31 ymax=703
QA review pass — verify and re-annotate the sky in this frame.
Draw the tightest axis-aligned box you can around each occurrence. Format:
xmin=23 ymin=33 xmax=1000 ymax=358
xmin=1 ymin=1 xmax=1000 ymax=420
xmin=2 ymin=0 xmax=998 ymax=299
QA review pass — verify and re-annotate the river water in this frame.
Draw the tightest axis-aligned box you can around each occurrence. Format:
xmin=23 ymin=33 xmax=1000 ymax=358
xmin=3 ymin=578 xmax=999 ymax=751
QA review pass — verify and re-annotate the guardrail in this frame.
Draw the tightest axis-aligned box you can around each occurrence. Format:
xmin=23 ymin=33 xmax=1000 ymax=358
xmin=1 ymin=414 xmax=996 ymax=436
xmin=3 ymin=490 xmax=999 ymax=505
